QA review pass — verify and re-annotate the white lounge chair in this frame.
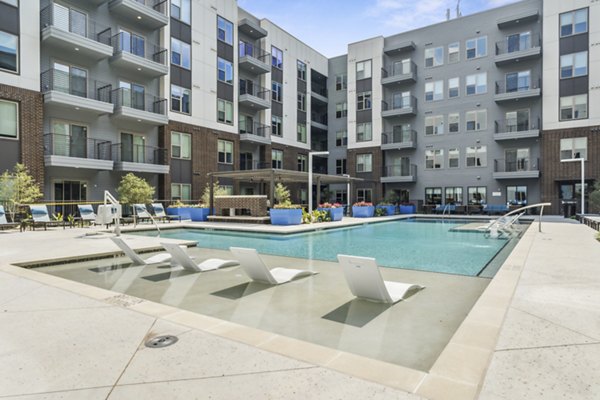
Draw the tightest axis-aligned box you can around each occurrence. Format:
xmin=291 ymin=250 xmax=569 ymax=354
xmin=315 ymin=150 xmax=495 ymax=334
xmin=229 ymin=247 xmax=317 ymax=285
xmin=133 ymin=204 xmax=153 ymax=223
xmin=110 ymin=237 xmax=172 ymax=266
xmin=0 ymin=205 xmax=19 ymax=230
xmin=337 ymin=254 xmax=424 ymax=304
xmin=478 ymin=212 xmax=524 ymax=238
xmin=151 ymin=203 xmax=180 ymax=222
xmin=77 ymin=204 xmax=97 ymax=226
xmin=161 ymin=242 xmax=239 ymax=272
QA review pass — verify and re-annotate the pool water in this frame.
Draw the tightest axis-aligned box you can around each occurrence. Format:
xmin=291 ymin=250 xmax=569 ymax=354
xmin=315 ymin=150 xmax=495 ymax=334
xmin=134 ymin=219 xmax=508 ymax=276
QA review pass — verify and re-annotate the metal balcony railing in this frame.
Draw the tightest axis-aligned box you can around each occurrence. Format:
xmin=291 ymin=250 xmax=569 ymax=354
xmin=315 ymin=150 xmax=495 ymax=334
xmin=382 ymin=95 xmax=417 ymax=111
xmin=495 ymin=76 xmax=541 ymax=94
xmin=239 ymin=160 xmax=270 ymax=171
xmin=239 ymin=80 xmax=270 ymax=100
xmin=311 ymin=113 xmax=328 ymax=125
xmin=494 ymin=157 xmax=539 ymax=173
xmin=495 ymin=34 xmax=541 ymax=55
xmin=40 ymin=69 xmax=112 ymax=102
xmin=383 ymin=163 xmax=417 ymax=177
xmin=111 ymin=88 xmax=167 ymax=115
xmin=238 ymin=41 xmax=270 ymax=63
xmin=40 ymin=4 xmax=112 ymax=45
xmin=239 ymin=120 xmax=270 ymax=138
xmin=495 ymin=117 xmax=540 ymax=133
xmin=110 ymin=32 xmax=167 ymax=65
xmin=44 ymin=133 xmax=112 ymax=160
xmin=131 ymin=0 xmax=168 ymax=15
xmin=382 ymin=129 xmax=417 ymax=145
xmin=381 ymin=61 xmax=417 ymax=78
xmin=112 ymin=143 xmax=168 ymax=165
xmin=311 ymin=85 xmax=328 ymax=98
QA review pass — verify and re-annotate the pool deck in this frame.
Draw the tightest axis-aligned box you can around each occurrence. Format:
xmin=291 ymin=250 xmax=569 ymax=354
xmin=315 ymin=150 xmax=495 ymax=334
xmin=0 ymin=216 xmax=598 ymax=399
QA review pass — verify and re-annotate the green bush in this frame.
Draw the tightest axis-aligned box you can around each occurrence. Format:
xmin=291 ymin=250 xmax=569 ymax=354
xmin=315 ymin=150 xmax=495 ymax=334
xmin=117 ymin=173 xmax=155 ymax=205
xmin=0 ymin=163 xmax=43 ymax=218
xmin=589 ymin=182 xmax=600 ymax=214
xmin=375 ymin=207 xmax=387 ymax=217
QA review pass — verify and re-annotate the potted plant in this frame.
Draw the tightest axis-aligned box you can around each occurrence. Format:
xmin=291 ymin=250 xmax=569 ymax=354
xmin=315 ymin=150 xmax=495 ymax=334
xmin=192 ymin=181 xmax=228 ymax=221
xmin=375 ymin=202 xmax=396 ymax=216
xmin=166 ymin=200 xmax=194 ymax=220
xmin=399 ymin=202 xmax=416 ymax=214
xmin=352 ymin=201 xmax=375 ymax=218
xmin=317 ymin=202 xmax=344 ymax=221
xmin=270 ymin=183 xmax=302 ymax=225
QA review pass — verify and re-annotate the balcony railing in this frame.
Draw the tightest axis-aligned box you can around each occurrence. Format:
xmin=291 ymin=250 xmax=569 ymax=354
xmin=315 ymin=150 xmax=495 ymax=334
xmin=494 ymin=157 xmax=539 ymax=173
xmin=239 ymin=121 xmax=270 ymax=138
xmin=238 ymin=41 xmax=270 ymax=63
xmin=495 ymin=34 xmax=541 ymax=55
xmin=239 ymin=81 xmax=270 ymax=100
xmin=311 ymin=113 xmax=328 ymax=125
xmin=311 ymin=85 xmax=328 ymax=98
xmin=381 ymin=61 xmax=417 ymax=78
xmin=112 ymin=143 xmax=168 ymax=165
xmin=495 ymin=117 xmax=540 ymax=133
xmin=382 ymin=129 xmax=417 ymax=145
xmin=495 ymin=76 xmax=541 ymax=94
xmin=110 ymin=32 xmax=167 ymax=65
xmin=382 ymin=95 xmax=417 ymax=111
xmin=40 ymin=69 xmax=112 ymax=102
xmin=131 ymin=0 xmax=168 ymax=15
xmin=40 ymin=5 xmax=112 ymax=45
xmin=239 ymin=160 xmax=270 ymax=171
xmin=44 ymin=133 xmax=112 ymax=160
xmin=111 ymin=88 xmax=167 ymax=115
xmin=383 ymin=163 xmax=416 ymax=178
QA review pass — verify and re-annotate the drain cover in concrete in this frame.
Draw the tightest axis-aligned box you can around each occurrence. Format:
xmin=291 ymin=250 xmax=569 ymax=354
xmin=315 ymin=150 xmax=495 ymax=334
xmin=145 ymin=335 xmax=178 ymax=348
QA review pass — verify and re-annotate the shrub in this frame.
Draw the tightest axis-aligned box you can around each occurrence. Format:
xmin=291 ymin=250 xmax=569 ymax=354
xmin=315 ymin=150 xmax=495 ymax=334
xmin=589 ymin=182 xmax=600 ymax=214
xmin=199 ymin=180 xmax=229 ymax=207
xmin=0 ymin=163 xmax=43 ymax=217
xmin=273 ymin=183 xmax=300 ymax=209
xmin=353 ymin=201 xmax=373 ymax=207
xmin=375 ymin=207 xmax=387 ymax=217
xmin=117 ymin=173 xmax=155 ymax=204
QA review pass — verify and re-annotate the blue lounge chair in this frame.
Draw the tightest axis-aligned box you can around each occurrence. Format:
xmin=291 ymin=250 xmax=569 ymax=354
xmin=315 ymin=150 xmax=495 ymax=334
xmin=0 ymin=205 xmax=19 ymax=230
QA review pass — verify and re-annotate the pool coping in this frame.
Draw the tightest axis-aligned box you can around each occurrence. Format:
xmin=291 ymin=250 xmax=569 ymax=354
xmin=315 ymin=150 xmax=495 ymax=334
xmin=1 ymin=219 xmax=536 ymax=400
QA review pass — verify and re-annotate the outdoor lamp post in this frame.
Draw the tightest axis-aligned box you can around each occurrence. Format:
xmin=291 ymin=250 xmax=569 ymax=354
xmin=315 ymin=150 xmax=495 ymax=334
xmin=342 ymin=174 xmax=351 ymax=210
xmin=308 ymin=151 xmax=329 ymax=213
xmin=561 ymin=157 xmax=585 ymax=216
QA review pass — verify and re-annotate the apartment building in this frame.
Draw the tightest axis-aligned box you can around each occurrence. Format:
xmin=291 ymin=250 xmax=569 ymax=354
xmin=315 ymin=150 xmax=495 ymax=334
xmin=540 ymin=1 xmax=599 ymax=215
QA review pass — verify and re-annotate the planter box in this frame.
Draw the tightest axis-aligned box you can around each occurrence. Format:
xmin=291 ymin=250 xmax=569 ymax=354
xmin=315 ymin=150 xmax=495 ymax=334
xmin=270 ymin=208 xmax=302 ymax=225
xmin=190 ymin=207 xmax=211 ymax=222
xmin=318 ymin=207 xmax=343 ymax=221
xmin=167 ymin=207 xmax=192 ymax=220
xmin=352 ymin=205 xmax=375 ymax=218
xmin=376 ymin=205 xmax=396 ymax=216
xmin=399 ymin=204 xmax=416 ymax=214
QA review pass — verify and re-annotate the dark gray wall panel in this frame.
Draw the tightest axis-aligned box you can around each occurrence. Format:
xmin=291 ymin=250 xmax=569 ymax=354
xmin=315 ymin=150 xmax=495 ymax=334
xmin=271 ymin=68 xmax=283 ymax=82
xmin=170 ymin=66 xmax=191 ymax=88
xmin=271 ymin=101 xmax=282 ymax=117
xmin=559 ymin=33 xmax=589 ymax=55
xmin=356 ymin=110 xmax=372 ymax=123
xmin=170 ymin=159 xmax=192 ymax=183
xmin=170 ymin=19 xmax=191 ymax=43
xmin=217 ymin=41 xmax=233 ymax=61
xmin=559 ymin=76 xmax=589 ymax=97
xmin=0 ymin=139 xmax=19 ymax=171
xmin=297 ymin=110 xmax=306 ymax=123
xmin=356 ymin=78 xmax=372 ymax=92
xmin=297 ymin=79 xmax=306 ymax=92
xmin=217 ymin=81 xmax=233 ymax=102
xmin=0 ymin=4 xmax=18 ymax=35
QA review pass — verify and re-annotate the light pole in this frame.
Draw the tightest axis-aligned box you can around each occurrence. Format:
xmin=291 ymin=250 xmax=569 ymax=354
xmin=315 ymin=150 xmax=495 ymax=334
xmin=308 ymin=151 xmax=329 ymax=213
xmin=561 ymin=158 xmax=585 ymax=215
xmin=342 ymin=173 xmax=351 ymax=211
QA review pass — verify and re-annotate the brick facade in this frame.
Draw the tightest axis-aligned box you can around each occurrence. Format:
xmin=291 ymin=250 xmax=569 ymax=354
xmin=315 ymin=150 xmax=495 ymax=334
xmin=346 ymin=146 xmax=383 ymax=202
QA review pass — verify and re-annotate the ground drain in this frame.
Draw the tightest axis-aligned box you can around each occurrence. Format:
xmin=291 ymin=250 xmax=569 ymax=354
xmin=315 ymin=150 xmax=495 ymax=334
xmin=145 ymin=335 xmax=178 ymax=348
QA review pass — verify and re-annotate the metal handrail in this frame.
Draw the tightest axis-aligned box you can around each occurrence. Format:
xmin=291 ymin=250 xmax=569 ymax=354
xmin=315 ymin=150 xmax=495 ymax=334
xmin=40 ymin=4 xmax=112 ymax=45
xmin=110 ymin=32 xmax=168 ymax=65
xmin=495 ymin=33 xmax=541 ymax=55
xmin=490 ymin=202 xmax=552 ymax=233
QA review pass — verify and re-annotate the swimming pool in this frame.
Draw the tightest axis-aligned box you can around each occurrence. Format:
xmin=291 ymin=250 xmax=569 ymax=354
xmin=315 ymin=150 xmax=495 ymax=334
xmin=133 ymin=219 xmax=510 ymax=276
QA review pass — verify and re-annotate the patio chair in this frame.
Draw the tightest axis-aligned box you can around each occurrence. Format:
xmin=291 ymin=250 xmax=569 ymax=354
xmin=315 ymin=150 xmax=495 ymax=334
xmin=0 ymin=205 xmax=19 ymax=230
xmin=77 ymin=204 xmax=97 ymax=226
xmin=28 ymin=205 xmax=65 ymax=230
xmin=337 ymin=254 xmax=424 ymax=304
xmin=133 ymin=204 xmax=153 ymax=223
xmin=161 ymin=242 xmax=239 ymax=272
xmin=151 ymin=203 xmax=180 ymax=223
xmin=110 ymin=237 xmax=172 ymax=266
xmin=229 ymin=247 xmax=317 ymax=285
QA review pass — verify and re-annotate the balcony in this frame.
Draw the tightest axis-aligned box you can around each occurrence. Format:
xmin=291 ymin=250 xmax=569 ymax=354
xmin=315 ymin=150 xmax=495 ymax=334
xmin=494 ymin=76 xmax=541 ymax=103
xmin=497 ymin=9 xmax=539 ymax=29
xmin=381 ymin=164 xmax=417 ymax=183
xmin=382 ymin=96 xmax=417 ymax=118
xmin=381 ymin=62 xmax=417 ymax=86
xmin=238 ymin=42 xmax=270 ymax=75
xmin=111 ymin=88 xmax=168 ymax=126
xmin=494 ymin=118 xmax=540 ymax=141
xmin=381 ymin=130 xmax=417 ymax=150
xmin=238 ymin=18 xmax=267 ymax=40
xmin=112 ymin=143 xmax=169 ymax=174
xmin=239 ymin=121 xmax=271 ymax=145
xmin=311 ymin=113 xmax=328 ymax=130
xmin=108 ymin=0 xmax=168 ymax=30
xmin=493 ymin=158 xmax=539 ymax=179
xmin=40 ymin=5 xmax=113 ymax=61
xmin=240 ymin=160 xmax=270 ymax=171
xmin=383 ymin=41 xmax=416 ymax=55
xmin=109 ymin=32 xmax=168 ymax=78
xmin=40 ymin=69 xmax=114 ymax=117
xmin=495 ymin=34 xmax=541 ymax=65
xmin=43 ymin=133 xmax=113 ymax=170
xmin=239 ymin=81 xmax=271 ymax=110
xmin=311 ymin=86 xmax=328 ymax=105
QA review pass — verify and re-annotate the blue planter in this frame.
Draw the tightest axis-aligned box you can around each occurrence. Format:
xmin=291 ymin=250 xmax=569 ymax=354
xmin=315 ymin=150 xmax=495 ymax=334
xmin=270 ymin=208 xmax=302 ymax=225
xmin=352 ymin=205 xmax=375 ymax=218
xmin=399 ymin=204 xmax=416 ymax=214
xmin=190 ymin=207 xmax=211 ymax=222
xmin=318 ymin=207 xmax=344 ymax=221
xmin=167 ymin=207 xmax=192 ymax=220
xmin=376 ymin=205 xmax=396 ymax=216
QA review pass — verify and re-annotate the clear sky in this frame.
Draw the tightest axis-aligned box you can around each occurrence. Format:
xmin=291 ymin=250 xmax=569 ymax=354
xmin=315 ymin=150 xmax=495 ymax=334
xmin=237 ymin=0 xmax=520 ymax=57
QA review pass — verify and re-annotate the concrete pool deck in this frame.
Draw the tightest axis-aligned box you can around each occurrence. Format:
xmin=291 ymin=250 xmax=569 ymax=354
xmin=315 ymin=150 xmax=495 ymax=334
xmin=0 ymin=217 xmax=598 ymax=399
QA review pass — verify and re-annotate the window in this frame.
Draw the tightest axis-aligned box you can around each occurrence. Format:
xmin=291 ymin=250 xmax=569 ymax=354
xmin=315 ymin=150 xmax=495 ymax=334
xmin=448 ymin=148 xmax=460 ymax=168
xmin=445 ymin=187 xmax=463 ymax=204
xmin=272 ymin=149 xmax=283 ymax=169
xmin=357 ymin=189 xmax=372 ymax=203
xmin=118 ymin=28 xmax=144 ymax=57
xmin=507 ymin=186 xmax=527 ymax=205
xmin=271 ymin=81 xmax=282 ymax=102
xmin=336 ymin=74 xmax=347 ymax=90
xmin=297 ymin=92 xmax=306 ymax=111
xmin=52 ymin=3 xmax=86 ymax=37
xmin=425 ymin=46 xmax=443 ymax=67
xmin=171 ymin=132 xmax=191 ymax=159
xmin=448 ymin=77 xmax=459 ymax=98
xmin=448 ymin=113 xmax=459 ymax=133
xmin=506 ymin=109 xmax=530 ymax=132
xmin=560 ymin=137 xmax=587 ymax=160
xmin=297 ymin=154 xmax=307 ymax=172
xmin=335 ymin=190 xmax=347 ymax=204
xmin=336 ymin=130 xmax=347 ymax=146
xmin=357 ymin=91 xmax=372 ymax=110
xmin=466 ymin=146 xmax=487 ymax=167
xmin=271 ymin=115 xmax=282 ymax=136
xmin=0 ymin=30 xmax=18 ymax=73
xmin=425 ymin=149 xmax=443 ymax=169
xmin=217 ymin=16 xmax=233 ymax=45
xmin=466 ymin=73 xmax=487 ymax=95
xmin=560 ymin=52 xmax=588 ymax=79
xmin=0 ymin=100 xmax=18 ymax=138
xmin=356 ymin=60 xmax=372 ymax=80
xmin=506 ymin=31 xmax=531 ymax=53
xmin=335 ymin=102 xmax=347 ymax=118
xmin=468 ymin=187 xmax=487 ymax=205
xmin=217 ymin=140 xmax=233 ymax=164
xmin=425 ymin=187 xmax=442 ymax=205
xmin=425 ymin=115 xmax=444 ymax=135
xmin=356 ymin=122 xmax=372 ymax=142
xmin=505 ymin=70 xmax=531 ymax=92
xmin=171 ymin=38 xmax=191 ymax=69
xmin=171 ymin=85 xmax=190 ymax=114
xmin=466 ymin=110 xmax=487 ymax=131
xmin=448 ymin=42 xmax=460 ymax=63
xmin=297 ymin=60 xmax=306 ymax=80
xmin=120 ymin=133 xmax=145 ymax=163
xmin=466 ymin=36 xmax=487 ymax=59
xmin=560 ymin=95 xmax=588 ymax=121
xmin=425 ymin=80 xmax=443 ymax=102
xmin=297 ymin=123 xmax=307 ymax=143
xmin=217 ymin=99 xmax=233 ymax=124
xmin=171 ymin=183 xmax=191 ymax=201
xmin=271 ymin=46 xmax=283 ymax=69
xmin=217 ymin=58 xmax=233 ymax=84
xmin=171 ymin=0 xmax=190 ymax=24
xmin=505 ymin=148 xmax=530 ymax=172
xmin=336 ymin=159 xmax=347 ymax=175
xmin=356 ymin=154 xmax=372 ymax=173
xmin=560 ymin=8 xmax=588 ymax=37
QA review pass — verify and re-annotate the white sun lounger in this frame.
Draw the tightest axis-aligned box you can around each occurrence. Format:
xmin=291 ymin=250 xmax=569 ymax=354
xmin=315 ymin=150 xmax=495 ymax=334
xmin=161 ymin=242 xmax=239 ymax=272
xmin=337 ymin=254 xmax=424 ymax=304
xmin=229 ymin=247 xmax=317 ymax=285
xmin=110 ymin=237 xmax=172 ymax=266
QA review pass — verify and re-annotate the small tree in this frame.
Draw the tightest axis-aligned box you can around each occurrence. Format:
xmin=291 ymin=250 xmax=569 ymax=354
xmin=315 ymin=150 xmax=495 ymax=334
xmin=117 ymin=173 xmax=155 ymax=205
xmin=589 ymin=182 xmax=600 ymax=214
xmin=0 ymin=163 xmax=43 ymax=218
xmin=199 ymin=180 xmax=228 ymax=207
xmin=274 ymin=183 xmax=291 ymax=206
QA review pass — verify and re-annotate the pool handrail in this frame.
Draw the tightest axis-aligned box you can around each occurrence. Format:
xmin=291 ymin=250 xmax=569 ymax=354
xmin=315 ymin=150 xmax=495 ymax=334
xmin=488 ymin=202 xmax=551 ymax=233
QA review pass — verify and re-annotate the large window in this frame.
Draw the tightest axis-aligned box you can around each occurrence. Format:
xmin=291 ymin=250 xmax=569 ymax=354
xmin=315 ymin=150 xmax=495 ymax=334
xmin=217 ymin=58 xmax=233 ymax=84
xmin=356 ymin=60 xmax=372 ymax=80
xmin=448 ymin=148 xmax=460 ymax=168
xmin=336 ymin=102 xmax=347 ymax=118
xmin=297 ymin=154 xmax=307 ymax=172
xmin=171 ymin=85 xmax=190 ymax=114
xmin=448 ymin=77 xmax=459 ymax=98
xmin=468 ymin=187 xmax=487 ymax=205
xmin=0 ymin=30 xmax=18 ymax=73
xmin=297 ymin=123 xmax=307 ymax=143
xmin=171 ymin=183 xmax=191 ymax=201
xmin=297 ymin=92 xmax=306 ymax=111
xmin=506 ymin=32 xmax=531 ymax=53
xmin=217 ymin=16 xmax=233 ymax=45
xmin=271 ymin=115 xmax=282 ymax=136
xmin=445 ymin=187 xmax=463 ymax=204
xmin=507 ymin=186 xmax=527 ymax=205
xmin=171 ymin=0 xmax=190 ymax=24
xmin=560 ymin=137 xmax=587 ymax=160
xmin=505 ymin=148 xmax=530 ymax=172
xmin=466 ymin=110 xmax=487 ymax=131
xmin=425 ymin=149 xmax=443 ymax=169
xmin=425 ymin=80 xmax=444 ymax=102
xmin=171 ymin=38 xmax=190 ymax=69
xmin=448 ymin=42 xmax=460 ymax=63
xmin=425 ymin=187 xmax=442 ymax=205
xmin=425 ymin=115 xmax=444 ymax=135
xmin=336 ymin=159 xmax=347 ymax=175
xmin=357 ymin=189 xmax=372 ymax=203
xmin=336 ymin=74 xmax=347 ymax=90
xmin=171 ymin=132 xmax=191 ymax=159
xmin=217 ymin=140 xmax=233 ymax=164
xmin=356 ymin=153 xmax=372 ymax=173
xmin=271 ymin=46 xmax=283 ymax=69
xmin=466 ymin=146 xmax=487 ymax=167
xmin=560 ymin=95 xmax=588 ymax=121
xmin=336 ymin=130 xmax=347 ymax=146
xmin=217 ymin=99 xmax=233 ymax=124
xmin=466 ymin=36 xmax=487 ymax=59
xmin=356 ymin=122 xmax=372 ymax=142
xmin=506 ymin=70 xmax=531 ymax=92
xmin=560 ymin=52 xmax=588 ymax=79
xmin=357 ymin=91 xmax=372 ymax=110
xmin=466 ymin=73 xmax=487 ymax=95
xmin=425 ymin=46 xmax=443 ymax=67
xmin=506 ymin=109 xmax=530 ymax=132
xmin=560 ymin=8 xmax=588 ymax=37
xmin=271 ymin=81 xmax=282 ymax=102
xmin=448 ymin=113 xmax=460 ymax=133
xmin=272 ymin=149 xmax=283 ymax=169
xmin=0 ymin=100 xmax=18 ymax=138
xmin=297 ymin=60 xmax=306 ymax=81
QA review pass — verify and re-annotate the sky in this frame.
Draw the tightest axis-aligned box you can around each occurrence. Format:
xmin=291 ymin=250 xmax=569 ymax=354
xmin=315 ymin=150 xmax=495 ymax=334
xmin=237 ymin=0 xmax=520 ymax=57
